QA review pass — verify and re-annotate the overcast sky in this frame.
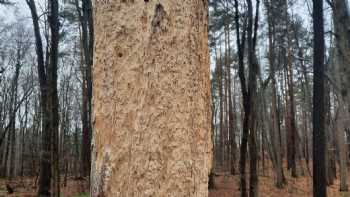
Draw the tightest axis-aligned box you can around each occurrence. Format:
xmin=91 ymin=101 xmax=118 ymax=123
xmin=0 ymin=0 xmax=45 ymax=23
xmin=0 ymin=0 xmax=338 ymax=24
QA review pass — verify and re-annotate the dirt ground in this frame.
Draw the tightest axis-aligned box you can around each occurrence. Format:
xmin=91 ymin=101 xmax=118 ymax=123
xmin=209 ymin=171 xmax=349 ymax=197
xmin=1 ymin=172 xmax=349 ymax=197
xmin=0 ymin=177 xmax=88 ymax=197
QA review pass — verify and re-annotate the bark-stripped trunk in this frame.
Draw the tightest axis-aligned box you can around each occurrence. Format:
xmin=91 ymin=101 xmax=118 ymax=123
xmin=91 ymin=1 xmax=212 ymax=196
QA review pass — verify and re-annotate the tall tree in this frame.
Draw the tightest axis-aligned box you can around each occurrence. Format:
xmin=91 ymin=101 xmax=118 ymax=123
xmin=330 ymin=0 xmax=350 ymax=191
xmin=91 ymin=1 xmax=212 ymax=196
xmin=312 ymin=0 xmax=327 ymax=196
xmin=8 ymin=38 xmax=22 ymax=179
xmin=74 ymin=0 xmax=94 ymax=177
xmin=285 ymin=1 xmax=298 ymax=177
xmin=48 ymin=0 xmax=60 ymax=196
xmin=234 ymin=0 xmax=249 ymax=195
xmin=26 ymin=0 xmax=51 ymax=195
xmin=265 ymin=0 xmax=286 ymax=188
xmin=235 ymin=0 xmax=260 ymax=196
xmin=26 ymin=0 xmax=60 ymax=195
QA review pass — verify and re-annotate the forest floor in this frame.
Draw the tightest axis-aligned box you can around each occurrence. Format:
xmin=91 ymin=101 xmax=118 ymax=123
xmin=209 ymin=162 xmax=350 ymax=197
xmin=0 ymin=177 xmax=88 ymax=197
xmin=209 ymin=172 xmax=349 ymax=197
xmin=0 ymin=169 xmax=349 ymax=197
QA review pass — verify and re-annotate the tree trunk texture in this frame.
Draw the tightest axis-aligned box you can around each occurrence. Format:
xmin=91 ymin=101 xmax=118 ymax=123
xmin=332 ymin=0 xmax=350 ymax=191
xmin=48 ymin=0 xmax=60 ymax=196
xmin=313 ymin=0 xmax=327 ymax=195
xmin=91 ymin=1 xmax=212 ymax=196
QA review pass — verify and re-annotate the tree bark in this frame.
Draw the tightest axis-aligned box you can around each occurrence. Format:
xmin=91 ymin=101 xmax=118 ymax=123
xmin=313 ymin=0 xmax=327 ymax=195
xmin=91 ymin=1 xmax=212 ymax=196
xmin=47 ymin=0 xmax=60 ymax=196
xmin=248 ymin=1 xmax=260 ymax=196
xmin=332 ymin=0 xmax=350 ymax=191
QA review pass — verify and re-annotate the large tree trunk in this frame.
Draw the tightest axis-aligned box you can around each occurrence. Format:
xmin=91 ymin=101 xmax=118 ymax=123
xmin=91 ymin=1 xmax=212 ymax=197
xmin=313 ymin=0 xmax=327 ymax=195
xmin=47 ymin=0 xmax=60 ymax=196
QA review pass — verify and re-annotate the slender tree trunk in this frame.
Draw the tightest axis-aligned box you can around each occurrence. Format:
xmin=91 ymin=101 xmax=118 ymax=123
xmin=234 ymin=0 xmax=249 ymax=196
xmin=218 ymin=49 xmax=224 ymax=167
xmin=75 ymin=0 xmax=94 ymax=178
xmin=325 ymin=74 xmax=335 ymax=185
xmin=265 ymin=0 xmax=286 ymax=187
xmin=284 ymin=0 xmax=297 ymax=177
xmin=226 ymin=26 xmax=236 ymax=175
xmin=26 ymin=0 xmax=52 ymax=195
xmin=21 ymin=99 xmax=28 ymax=178
xmin=248 ymin=1 xmax=260 ymax=196
xmin=8 ymin=53 xmax=21 ymax=179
